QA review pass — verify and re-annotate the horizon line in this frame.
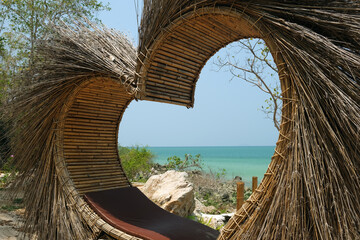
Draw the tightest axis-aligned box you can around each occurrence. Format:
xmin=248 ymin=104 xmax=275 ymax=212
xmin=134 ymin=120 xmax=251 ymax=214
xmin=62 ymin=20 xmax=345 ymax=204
xmin=118 ymin=145 xmax=276 ymax=148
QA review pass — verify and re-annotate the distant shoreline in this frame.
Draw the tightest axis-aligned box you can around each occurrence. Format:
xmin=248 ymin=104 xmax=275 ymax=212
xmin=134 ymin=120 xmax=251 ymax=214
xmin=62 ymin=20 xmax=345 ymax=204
xmin=120 ymin=145 xmax=277 ymax=148
xmin=146 ymin=146 xmax=275 ymax=186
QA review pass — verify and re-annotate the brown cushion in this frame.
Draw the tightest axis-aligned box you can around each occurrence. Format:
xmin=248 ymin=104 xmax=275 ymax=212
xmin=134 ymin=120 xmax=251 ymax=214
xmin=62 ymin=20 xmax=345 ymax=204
xmin=84 ymin=187 xmax=219 ymax=240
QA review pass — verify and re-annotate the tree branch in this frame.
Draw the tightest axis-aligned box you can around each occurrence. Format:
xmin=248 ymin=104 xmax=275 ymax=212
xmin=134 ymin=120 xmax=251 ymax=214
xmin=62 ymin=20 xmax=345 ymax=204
xmin=214 ymin=38 xmax=282 ymax=130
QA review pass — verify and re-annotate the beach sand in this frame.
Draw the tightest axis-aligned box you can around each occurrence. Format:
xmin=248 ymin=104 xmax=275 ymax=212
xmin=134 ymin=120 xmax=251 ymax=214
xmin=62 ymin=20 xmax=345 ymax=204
xmin=0 ymin=187 xmax=35 ymax=240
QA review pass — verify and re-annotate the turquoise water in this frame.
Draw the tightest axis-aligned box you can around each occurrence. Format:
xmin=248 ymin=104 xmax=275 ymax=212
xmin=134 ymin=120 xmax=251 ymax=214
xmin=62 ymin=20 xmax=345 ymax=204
xmin=147 ymin=146 xmax=275 ymax=186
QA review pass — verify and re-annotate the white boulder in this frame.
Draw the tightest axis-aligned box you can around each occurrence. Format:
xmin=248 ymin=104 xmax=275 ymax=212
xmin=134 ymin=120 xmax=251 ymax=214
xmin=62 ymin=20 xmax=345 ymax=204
xmin=141 ymin=170 xmax=195 ymax=217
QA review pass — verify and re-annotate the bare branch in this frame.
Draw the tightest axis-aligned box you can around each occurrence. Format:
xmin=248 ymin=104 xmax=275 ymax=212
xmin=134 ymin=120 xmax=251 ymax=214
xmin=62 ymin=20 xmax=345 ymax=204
xmin=214 ymin=38 xmax=281 ymax=130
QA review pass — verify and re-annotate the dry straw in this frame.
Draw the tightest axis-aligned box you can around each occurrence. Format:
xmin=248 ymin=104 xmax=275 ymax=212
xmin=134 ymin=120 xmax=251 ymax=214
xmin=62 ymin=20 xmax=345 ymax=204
xmin=2 ymin=20 xmax=137 ymax=239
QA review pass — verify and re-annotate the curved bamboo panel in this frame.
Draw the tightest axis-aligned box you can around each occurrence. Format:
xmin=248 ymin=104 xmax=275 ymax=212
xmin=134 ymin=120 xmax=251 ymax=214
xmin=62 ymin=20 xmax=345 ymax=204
xmin=137 ymin=8 xmax=263 ymax=108
xmin=137 ymin=2 xmax=360 ymax=240
xmin=62 ymin=78 xmax=131 ymax=193
xmin=55 ymin=77 xmax=141 ymax=240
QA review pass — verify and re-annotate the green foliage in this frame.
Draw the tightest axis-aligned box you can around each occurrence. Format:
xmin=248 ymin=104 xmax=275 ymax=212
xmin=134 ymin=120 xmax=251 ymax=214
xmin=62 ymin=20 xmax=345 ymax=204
xmin=166 ymin=154 xmax=203 ymax=171
xmin=0 ymin=173 xmax=11 ymax=189
xmin=188 ymin=215 xmax=223 ymax=231
xmin=197 ymin=216 xmax=213 ymax=226
xmin=12 ymin=198 xmax=23 ymax=204
xmin=0 ymin=36 xmax=5 ymax=56
xmin=0 ymin=119 xmax=11 ymax=168
xmin=215 ymin=168 xmax=227 ymax=179
xmin=203 ymin=193 xmax=219 ymax=208
xmin=119 ymin=146 xmax=154 ymax=182
xmin=187 ymin=215 xmax=197 ymax=221
xmin=244 ymin=188 xmax=252 ymax=201
xmin=0 ymin=153 xmax=15 ymax=188
xmin=1 ymin=204 xmax=21 ymax=211
xmin=0 ymin=0 xmax=110 ymax=100
xmin=1 ymin=158 xmax=14 ymax=172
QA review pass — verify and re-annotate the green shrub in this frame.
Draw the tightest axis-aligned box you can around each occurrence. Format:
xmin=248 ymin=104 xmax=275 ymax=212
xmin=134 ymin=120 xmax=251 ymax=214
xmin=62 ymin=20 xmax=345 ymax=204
xmin=166 ymin=154 xmax=203 ymax=171
xmin=244 ymin=188 xmax=252 ymax=200
xmin=118 ymin=146 xmax=154 ymax=182
xmin=0 ymin=155 xmax=16 ymax=189
xmin=0 ymin=119 xmax=11 ymax=169
xmin=187 ymin=215 xmax=223 ymax=231
xmin=215 ymin=168 xmax=227 ymax=179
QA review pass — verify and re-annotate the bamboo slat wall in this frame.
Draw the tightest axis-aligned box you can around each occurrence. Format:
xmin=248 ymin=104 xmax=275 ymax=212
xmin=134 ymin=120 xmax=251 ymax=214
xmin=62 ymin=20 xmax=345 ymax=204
xmin=137 ymin=8 xmax=261 ymax=107
xmin=55 ymin=77 xmax=142 ymax=240
xmin=62 ymin=79 xmax=131 ymax=194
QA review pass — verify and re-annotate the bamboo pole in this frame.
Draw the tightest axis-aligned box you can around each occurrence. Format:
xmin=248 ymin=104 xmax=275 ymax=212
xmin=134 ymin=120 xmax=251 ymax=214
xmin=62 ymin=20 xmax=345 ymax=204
xmin=237 ymin=181 xmax=245 ymax=210
xmin=252 ymin=176 xmax=258 ymax=193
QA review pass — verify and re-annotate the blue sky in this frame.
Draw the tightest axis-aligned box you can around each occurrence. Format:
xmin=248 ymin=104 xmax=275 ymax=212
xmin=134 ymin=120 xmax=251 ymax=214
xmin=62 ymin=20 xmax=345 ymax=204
xmin=98 ymin=1 xmax=279 ymax=147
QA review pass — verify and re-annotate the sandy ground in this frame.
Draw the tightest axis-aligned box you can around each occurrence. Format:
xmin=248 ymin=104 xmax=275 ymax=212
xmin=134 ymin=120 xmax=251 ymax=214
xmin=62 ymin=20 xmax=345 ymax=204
xmin=0 ymin=184 xmax=34 ymax=240
xmin=0 ymin=209 xmax=27 ymax=240
xmin=0 ymin=187 xmax=24 ymax=240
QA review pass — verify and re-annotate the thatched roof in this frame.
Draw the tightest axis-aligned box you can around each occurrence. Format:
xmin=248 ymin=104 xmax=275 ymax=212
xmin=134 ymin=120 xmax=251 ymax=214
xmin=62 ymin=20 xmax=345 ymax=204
xmin=137 ymin=1 xmax=360 ymax=239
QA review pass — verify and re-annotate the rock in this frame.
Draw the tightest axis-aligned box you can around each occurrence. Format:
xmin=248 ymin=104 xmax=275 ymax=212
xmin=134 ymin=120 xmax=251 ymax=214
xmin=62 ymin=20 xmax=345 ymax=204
xmin=141 ymin=170 xmax=195 ymax=217
xmin=221 ymin=193 xmax=230 ymax=202
xmin=233 ymin=176 xmax=242 ymax=182
xmin=199 ymin=213 xmax=234 ymax=230
xmin=193 ymin=198 xmax=217 ymax=216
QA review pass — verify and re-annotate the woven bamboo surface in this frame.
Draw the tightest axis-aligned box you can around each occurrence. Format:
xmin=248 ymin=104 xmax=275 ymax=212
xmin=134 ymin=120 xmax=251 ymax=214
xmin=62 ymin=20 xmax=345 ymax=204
xmin=62 ymin=79 xmax=131 ymax=194
xmin=55 ymin=76 xmax=142 ymax=240
xmin=137 ymin=8 xmax=261 ymax=107
xmin=138 ymin=6 xmax=296 ymax=239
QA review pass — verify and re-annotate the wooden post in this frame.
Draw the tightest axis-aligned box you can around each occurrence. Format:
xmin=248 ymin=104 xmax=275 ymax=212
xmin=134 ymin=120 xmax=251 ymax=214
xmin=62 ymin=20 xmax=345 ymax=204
xmin=236 ymin=181 xmax=244 ymax=210
xmin=252 ymin=176 xmax=258 ymax=193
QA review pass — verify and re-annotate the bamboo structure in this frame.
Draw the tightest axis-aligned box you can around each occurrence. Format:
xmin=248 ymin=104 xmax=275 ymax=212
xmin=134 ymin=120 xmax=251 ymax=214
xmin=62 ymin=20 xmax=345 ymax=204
xmin=2 ymin=19 xmax=218 ymax=240
xmin=137 ymin=1 xmax=360 ymax=239
xmin=1 ymin=0 xmax=359 ymax=239
xmin=3 ymin=21 xmax=139 ymax=239
xmin=252 ymin=177 xmax=258 ymax=194
xmin=236 ymin=182 xmax=245 ymax=211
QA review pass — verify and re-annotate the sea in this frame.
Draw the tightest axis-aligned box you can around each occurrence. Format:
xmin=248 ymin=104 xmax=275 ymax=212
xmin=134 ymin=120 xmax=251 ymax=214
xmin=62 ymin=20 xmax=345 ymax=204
xmin=147 ymin=146 xmax=275 ymax=187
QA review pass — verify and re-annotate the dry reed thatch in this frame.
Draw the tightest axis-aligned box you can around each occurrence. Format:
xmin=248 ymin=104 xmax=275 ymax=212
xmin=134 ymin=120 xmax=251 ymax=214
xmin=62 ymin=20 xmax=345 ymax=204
xmin=2 ymin=20 xmax=137 ymax=239
xmin=137 ymin=1 xmax=360 ymax=239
